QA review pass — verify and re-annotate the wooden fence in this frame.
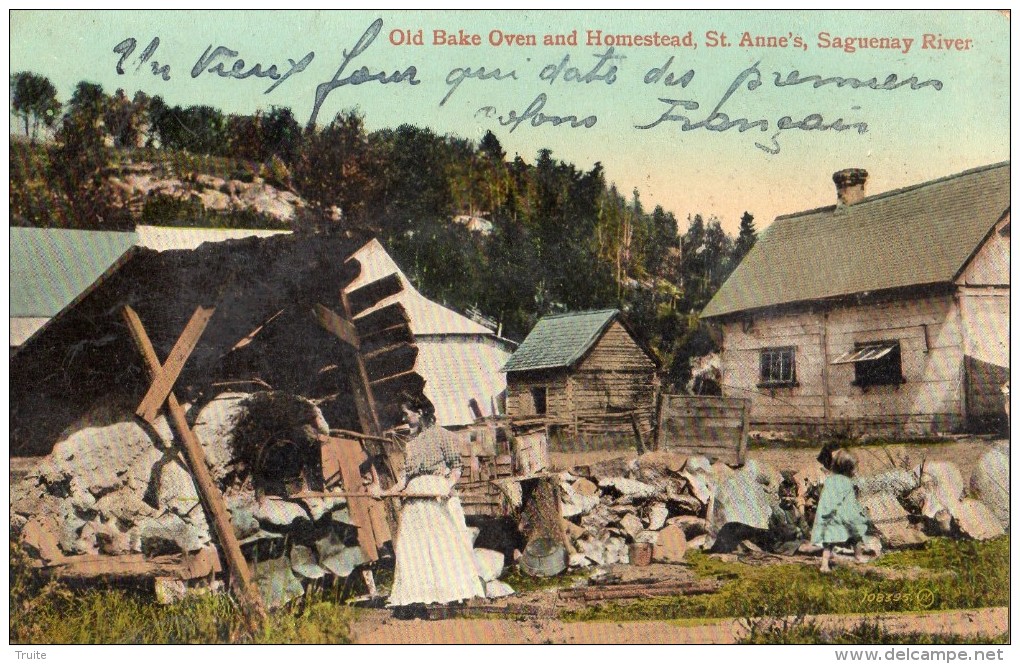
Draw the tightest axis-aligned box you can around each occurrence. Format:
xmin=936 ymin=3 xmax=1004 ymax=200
xmin=655 ymin=394 xmax=749 ymax=465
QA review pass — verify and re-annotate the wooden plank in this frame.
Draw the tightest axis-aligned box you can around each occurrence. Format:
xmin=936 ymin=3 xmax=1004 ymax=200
xmin=364 ymin=345 xmax=418 ymax=382
xmin=347 ymin=273 xmax=404 ymax=317
xmin=320 ymin=437 xmax=391 ymax=561
xmin=314 ymin=303 xmax=360 ymax=350
xmin=317 ymin=301 xmax=382 ymax=437
xmin=353 ymin=302 xmax=409 ymax=338
xmin=357 ymin=322 xmax=415 ymax=354
xmin=135 ymin=306 xmax=215 ymax=423
xmin=38 ymin=552 xmax=222 ymax=580
xmin=738 ymin=398 xmax=750 ymax=465
xmin=122 ymin=306 xmax=265 ymax=630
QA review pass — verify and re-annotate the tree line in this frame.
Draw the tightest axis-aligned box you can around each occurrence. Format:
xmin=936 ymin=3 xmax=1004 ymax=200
xmin=10 ymin=72 xmax=759 ymax=389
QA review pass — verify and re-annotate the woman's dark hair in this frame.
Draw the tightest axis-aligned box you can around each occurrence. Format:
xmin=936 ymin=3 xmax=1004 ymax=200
xmin=400 ymin=391 xmax=437 ymax=427
xmin=817 ymin=441 xmax=839 ymax=471
xmin=830 ymin=449 xmax=858 ymax=478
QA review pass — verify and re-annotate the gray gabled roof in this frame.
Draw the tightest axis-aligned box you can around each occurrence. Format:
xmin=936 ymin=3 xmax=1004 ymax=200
xmin=11 ymin=227 xmax=139 ymax=317
xmin=701 ymin=162 xmax=1010 ymax=319
xmin=502 ymin=309 xmax=619 ymax=373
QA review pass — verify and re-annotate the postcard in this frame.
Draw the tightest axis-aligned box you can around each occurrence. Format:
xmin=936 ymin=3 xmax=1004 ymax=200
xmin=8 ymin=9 xmax=1010 ymax=653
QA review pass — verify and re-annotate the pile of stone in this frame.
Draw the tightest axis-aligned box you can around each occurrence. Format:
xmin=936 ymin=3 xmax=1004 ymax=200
xmin=10 ymin=391 xmax=511 ymax=607
xmin=556 ymin=454 xmax=720 ymax=568
xmin=555 ymin=444 xmax=1009 ymax=570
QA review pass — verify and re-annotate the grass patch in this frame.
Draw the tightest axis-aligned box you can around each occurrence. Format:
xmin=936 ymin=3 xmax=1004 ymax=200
xmin=738 ymin=616 xmax=1009 ymax=645
xmin=499 ymin=566 xmax=590 ymax=593
xmin=748 ymin=436 xmax=948 ymax=451
xmin=562 ymin=537 xmax=1008 ymax=623
xmin=10 ymin=540 xmax=354 ymax=644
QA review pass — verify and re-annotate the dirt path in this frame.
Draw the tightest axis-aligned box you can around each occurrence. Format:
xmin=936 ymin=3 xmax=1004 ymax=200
xmin=351 ymin=606 xmax=1007 ymax=644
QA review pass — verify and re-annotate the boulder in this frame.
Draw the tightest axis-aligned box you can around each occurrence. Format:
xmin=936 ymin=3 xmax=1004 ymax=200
xmin=954 ymin=498 xmax=1005 ymax=541
xmin=138 ymin=512 xmax=211 ymax=555
xmin=572 ymin=478 xmax=599 ymax=497
xmin=252 ymin=555 xmax=305 ymax=609
xmin=560 ymin=486 xmax=600 ymax=518
xmin=681 ymin=456 xmax=716 ymax=504
xmin=971 ymin=443 xmax=1009 ymax=530
xmin=154 ymin=459 xmax=201 ymax=516
xmin=485 ymin=580 xmax=515 ymax=598
xmin=914 ymin=461 xmax=965 ymax=520
xmin=856 ymin=469 xmax=918 ymax=499
xmin=95 ymin=489 xmax=158 ymax=524
xmin=604 ymin=537 xmax=629 ymax=565
xmin=618 ymin=513 xmax=644 ymax=540
xmin=687 ymin=534 xmax=708 ymax=550
xmin=708 ymin=463 xmax=774 ymax=533
xmin=192 ymin=393 xmax=252 ymax=483
xmin=861 ymin=492 xmax=927 ymax=548
xmin=652 ymin=525 xmax=687 ymax=563
xmin=646 ymin=502 xmax=670 ymax=531
xmin=290 ymin=545 xmax=327 ymax=580
xmin=50 ymin=421 xmax=157 ymax=498
xmin=20 ymin=517 xmax=65 ymax=563
xmin=255 ymin=498 xmax=310 ymax=528
xmin=302 ymin=497 xmax=346 ymax=522
xmin=473 ymin=548 xmax=505 ymax=582
xmin=667 ymin=515 xmax=709 ymax=538
xmin=578 ymin=538 xmax=606 ymax=566
xmin=597 ymin=477 xmax=658 ymax=499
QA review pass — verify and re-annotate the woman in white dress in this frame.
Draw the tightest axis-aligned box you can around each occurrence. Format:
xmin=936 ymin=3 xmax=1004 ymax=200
xmin=378 ymin=396 xmax=484 ymax=611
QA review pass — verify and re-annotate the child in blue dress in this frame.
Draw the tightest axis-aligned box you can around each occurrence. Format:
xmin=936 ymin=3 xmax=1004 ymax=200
xmin=811 ymin=448 xmax=870 ymax=572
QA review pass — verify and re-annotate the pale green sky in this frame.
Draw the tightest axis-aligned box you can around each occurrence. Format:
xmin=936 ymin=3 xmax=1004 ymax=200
xmin=10 ymin=10 xmax=1009 ymax=233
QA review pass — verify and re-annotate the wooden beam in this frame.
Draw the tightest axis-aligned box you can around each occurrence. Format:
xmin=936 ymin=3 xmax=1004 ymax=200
xmin=122 ymin=306 xmax=266 ymax=630
xmin=315 ymin=302 xmax=381 ymax=437
xmin=135 ymin=306 xmax=215 ymax=423
xmin=314 ymin=303 xmax=360 ymax=350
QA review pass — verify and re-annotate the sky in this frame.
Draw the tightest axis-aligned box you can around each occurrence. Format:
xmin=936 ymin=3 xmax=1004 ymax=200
xmin=9 ymin=9 xmax=1010 ymax=234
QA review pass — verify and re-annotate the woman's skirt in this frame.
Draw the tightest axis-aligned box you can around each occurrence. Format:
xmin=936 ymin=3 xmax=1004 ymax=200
xmin=387 ymin=475 xmax=485 ymax=607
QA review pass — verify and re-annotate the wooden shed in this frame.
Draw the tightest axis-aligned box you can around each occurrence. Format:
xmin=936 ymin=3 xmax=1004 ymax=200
xmin=701 ymin=162 xmax=1010 ymax=437
xmin=502 ymin=309 xmax=659 ymax=450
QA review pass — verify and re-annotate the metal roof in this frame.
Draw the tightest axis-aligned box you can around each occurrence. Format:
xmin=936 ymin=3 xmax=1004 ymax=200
xmin=10 ymin=227 xmax=138 ymax=317
xmin=501 ymin=309 xmax=619 ymax=373
xmin=701 ymin=162 xmax=1010 ymax=319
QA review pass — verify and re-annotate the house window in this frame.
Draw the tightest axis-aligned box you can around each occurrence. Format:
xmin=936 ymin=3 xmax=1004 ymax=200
xmin=530 ymin=386 xmax=548 ymax=415
xmin=832 ymin=341 xmax=904 ymax=387
xmin=759 ymin=347 xmax=796 ymax=387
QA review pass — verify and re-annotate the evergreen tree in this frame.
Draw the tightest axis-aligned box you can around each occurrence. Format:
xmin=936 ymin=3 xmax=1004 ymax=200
xmin=10 ymin=71 xmax=60 ymax=143
xmin=732 ymin=211 xmax=758 ymax=264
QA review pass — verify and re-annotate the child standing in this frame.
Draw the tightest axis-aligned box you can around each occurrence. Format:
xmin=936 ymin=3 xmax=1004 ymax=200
xmin=810 ymin=448 xmax=870 ymax=572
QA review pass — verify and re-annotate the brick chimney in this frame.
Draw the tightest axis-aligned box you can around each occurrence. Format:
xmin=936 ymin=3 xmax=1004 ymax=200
xmin=832 ymin=168 xmax=868 ymax=207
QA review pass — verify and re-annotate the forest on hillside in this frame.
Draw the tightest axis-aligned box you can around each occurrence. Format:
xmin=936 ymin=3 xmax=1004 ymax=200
xmin=10 ymin=72 xmax=759 ymax=389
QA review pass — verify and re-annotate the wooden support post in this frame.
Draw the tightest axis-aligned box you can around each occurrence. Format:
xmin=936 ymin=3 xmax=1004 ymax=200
xmin=314 ymin=302 xmax=381 ymax=437
xmin=135 ymin=306 xmax=215 ymax=423
xmin=122 ymin=306 xmax=266 ymax=630
xmin=630 ymin=411 xmax=645 ymax=454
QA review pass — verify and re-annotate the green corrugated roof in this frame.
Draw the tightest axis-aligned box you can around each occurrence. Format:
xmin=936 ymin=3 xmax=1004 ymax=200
xmin=11 ymin=228 xmax=138 ymax=317
xmin=701 ymin=162 xmax=1010 ymax=319
xmin=502 ymin=309 xmax=619 ymax=373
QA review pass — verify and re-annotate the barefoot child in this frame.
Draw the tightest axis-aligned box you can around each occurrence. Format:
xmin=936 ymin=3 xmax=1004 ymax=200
xmin=810 ymin=448 xmax=870 ymax=572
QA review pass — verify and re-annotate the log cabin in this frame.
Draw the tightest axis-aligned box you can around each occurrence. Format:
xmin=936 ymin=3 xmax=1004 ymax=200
xmin=502 ymin=309 xmax=659 ymax=450
xmin=701 ymin=162 xmax=1010 ymax=437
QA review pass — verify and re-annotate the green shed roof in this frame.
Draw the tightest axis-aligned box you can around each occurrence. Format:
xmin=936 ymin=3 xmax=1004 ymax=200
xmin=701 ymin=162 xmax=1010 ymax=319
xmin=502 ymin=309 xmax=619 ymax=373
xmin=11 ymin=228 xmax=138 ymax=317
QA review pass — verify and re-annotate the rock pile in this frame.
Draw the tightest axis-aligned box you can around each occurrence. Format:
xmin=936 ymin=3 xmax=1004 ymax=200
xmin=555 ymin=446 xmax=1008 ymax=570
xmin=10 ymin=392 xmax=508 ymax=607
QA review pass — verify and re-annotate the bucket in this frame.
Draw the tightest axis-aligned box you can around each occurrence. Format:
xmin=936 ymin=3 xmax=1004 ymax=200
xmin=520 ymin=537 xmax=567 ymax=577
xmin=629 ymin=542 xmax=653 ymax=567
